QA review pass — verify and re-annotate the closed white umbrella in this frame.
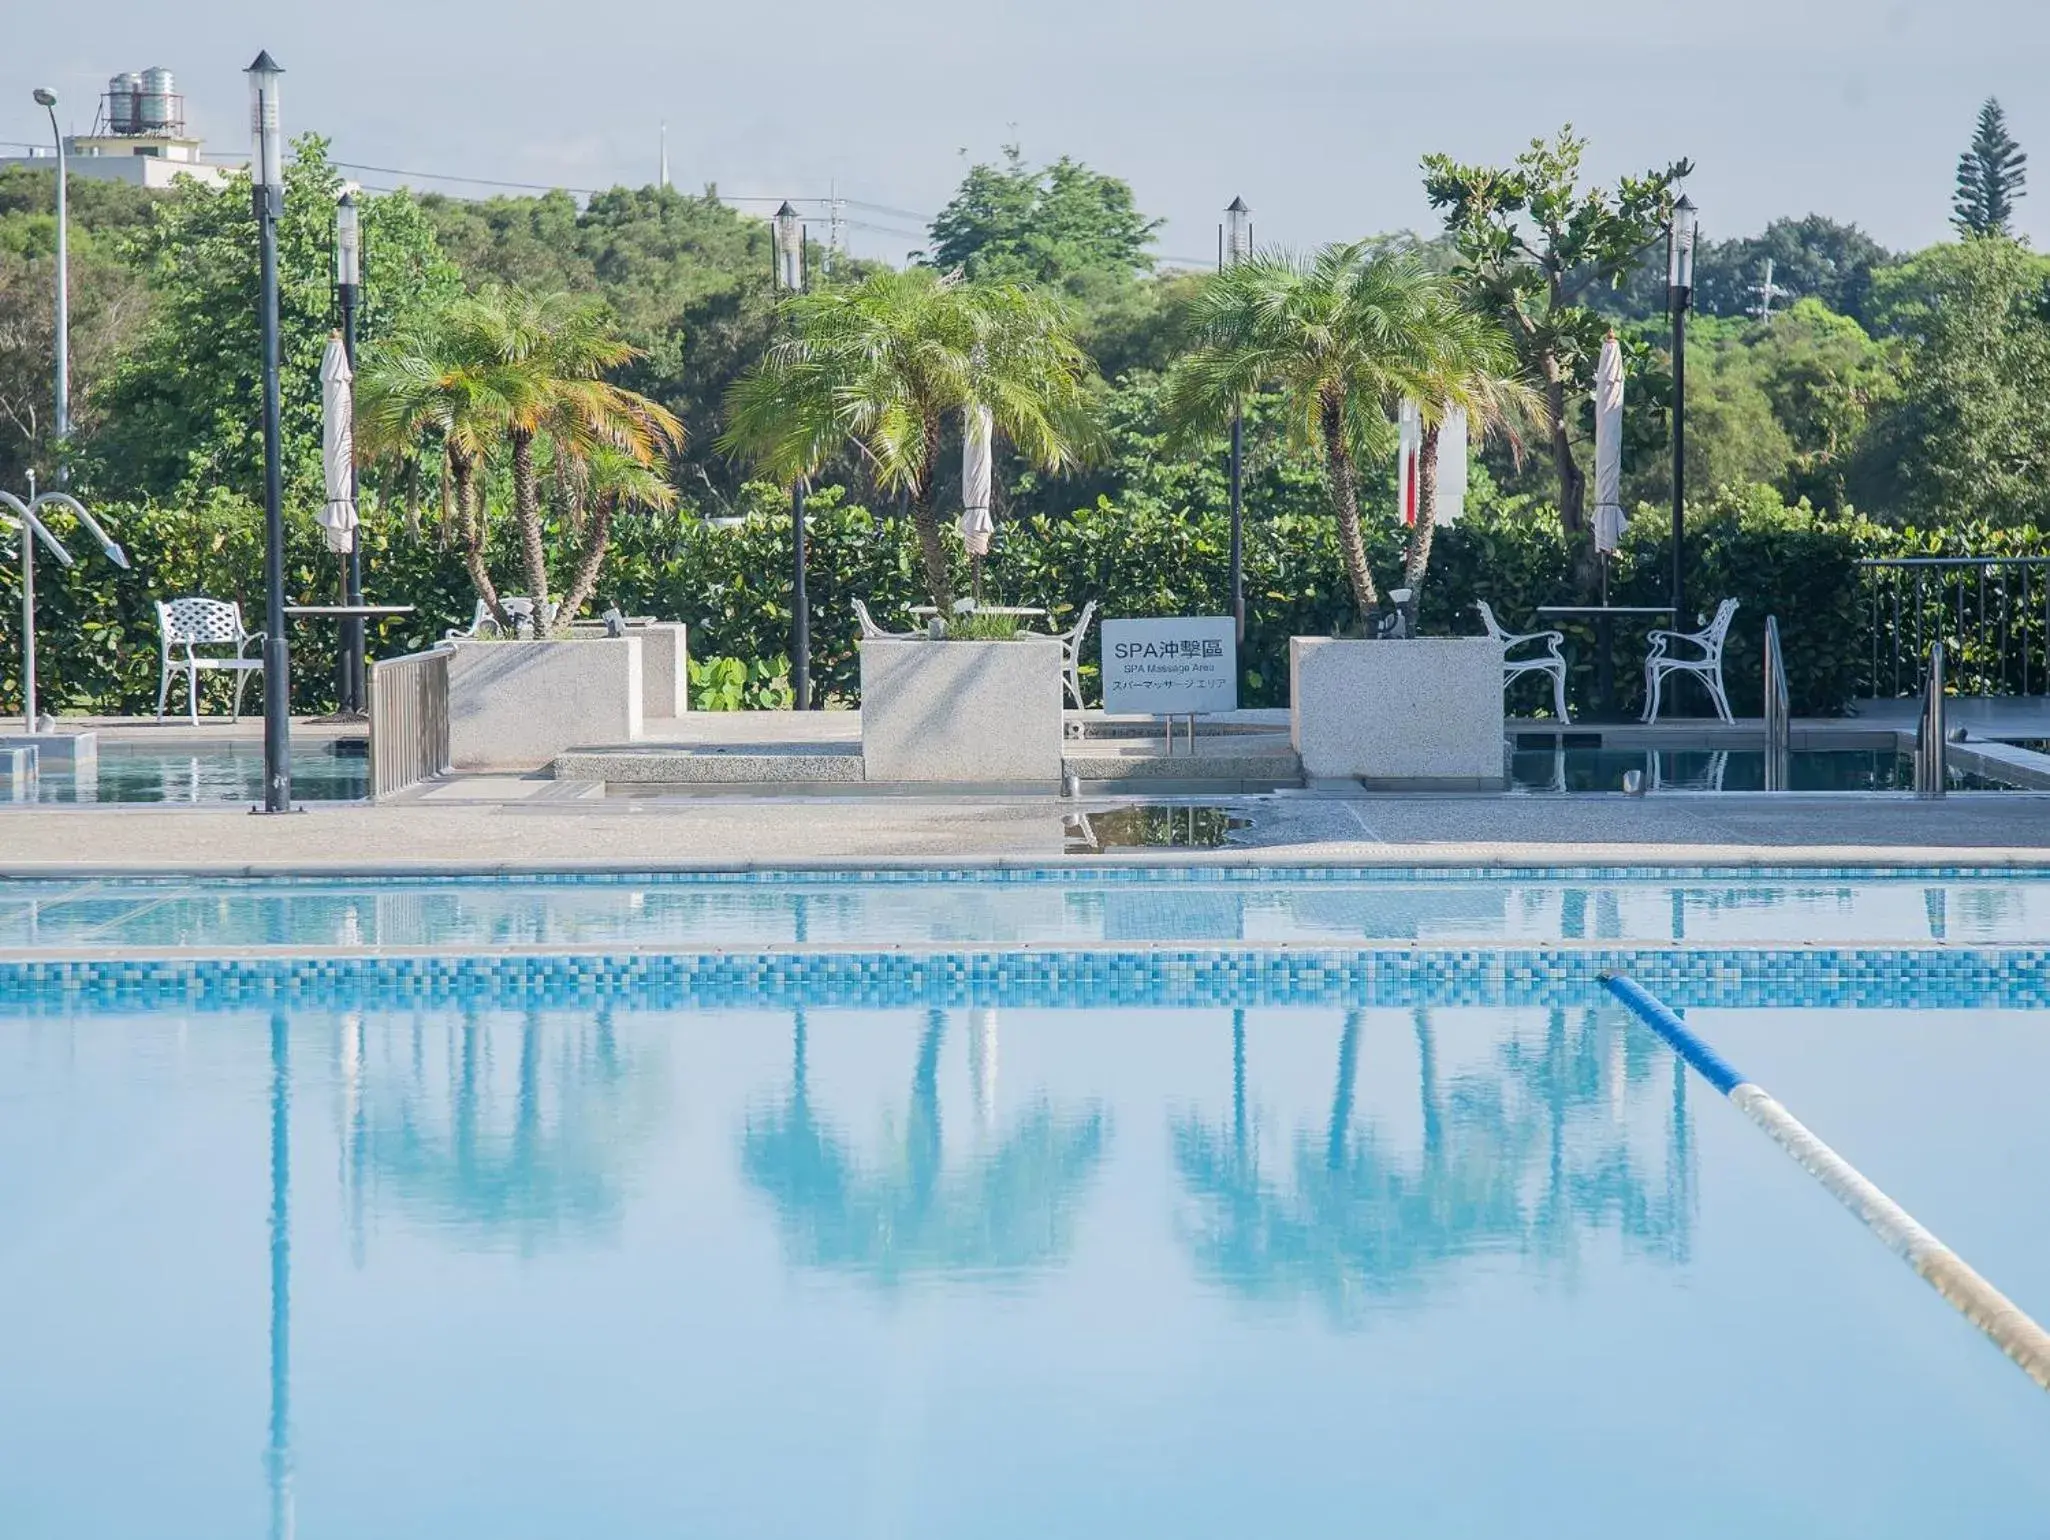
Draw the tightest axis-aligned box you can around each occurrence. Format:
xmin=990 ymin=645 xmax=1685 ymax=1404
xmin=318 ymin=332 xmax=357 ymax=554
xmin=1592 ymin=332 xmax=1626 ymax=559
xmin=1434 ymin=405 xmax=1468 ymax=526
xmin=959 ymin=404 xmax=994 ymax=557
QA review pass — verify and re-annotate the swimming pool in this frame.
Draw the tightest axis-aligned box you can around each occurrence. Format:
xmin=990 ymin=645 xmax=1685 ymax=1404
xmin=5 ymin=866 xmax=2048 ymax=954
xmin=2 ymin=867 xmax=2045 ymax=1535
xmin=2 ymin=739 xmax=368 ymax=805
xmin=1507 ymin=745 xmax=2019 ymax=793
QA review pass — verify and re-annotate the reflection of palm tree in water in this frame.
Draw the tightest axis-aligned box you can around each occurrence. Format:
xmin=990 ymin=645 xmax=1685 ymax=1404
xmin=1174 ymin=1006 xmax=1694 ymax=1323
xmin=357 ymin=1006 xmax=657 ymax=1248
xmin=741 ymin=1008 xmax=1110 ymax=1285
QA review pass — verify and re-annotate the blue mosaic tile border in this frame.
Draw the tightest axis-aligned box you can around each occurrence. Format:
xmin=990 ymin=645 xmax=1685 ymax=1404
xmin=3 ymin=946 xmax=2046 ymax=1015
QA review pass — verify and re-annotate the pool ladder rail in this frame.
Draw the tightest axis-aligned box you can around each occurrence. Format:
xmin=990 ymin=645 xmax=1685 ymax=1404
xmin=1914 ymin=643 xmax=1947 ymax=800
xmin=1762 ymin=616 xmax=1790 ymax=792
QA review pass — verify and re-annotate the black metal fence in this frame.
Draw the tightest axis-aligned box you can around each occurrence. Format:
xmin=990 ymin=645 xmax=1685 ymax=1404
xmin=1858 ymin=557 xmax=2050 ymax=698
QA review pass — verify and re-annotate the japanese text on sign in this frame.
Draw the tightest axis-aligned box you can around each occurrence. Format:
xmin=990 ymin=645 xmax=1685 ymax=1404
xmin=1100 ymin=616 xmax=1238 ymax=716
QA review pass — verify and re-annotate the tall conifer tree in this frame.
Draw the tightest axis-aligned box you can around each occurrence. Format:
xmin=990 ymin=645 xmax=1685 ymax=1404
xmin=1954 ymin=97 xmax=2027 ymax=237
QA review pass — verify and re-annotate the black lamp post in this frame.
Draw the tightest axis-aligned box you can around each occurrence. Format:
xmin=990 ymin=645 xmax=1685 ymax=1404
xmin=1221 ymin=196 xmax=1252 ymax=650
xmin=772 ymin=200 xmax=811 ymax=710
xmin=334 ymin=189 xmax=364 ymax=713
xmin=1667 ymin=194 xmax=1697 ymax=625
xmin=248 ymin=51 xmax=291 ymax=812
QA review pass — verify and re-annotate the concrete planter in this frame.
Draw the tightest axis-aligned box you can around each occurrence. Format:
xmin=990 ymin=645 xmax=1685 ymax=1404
xmin=859 ymin=638 xmax=1064 ymax=785
xmin=447 ymin=637 xmax=643 ymax=770
xmin=1290 ymin=636 xmax=1504 ymax=787
xmin=570 ymin=621 xmax=688 ymax=721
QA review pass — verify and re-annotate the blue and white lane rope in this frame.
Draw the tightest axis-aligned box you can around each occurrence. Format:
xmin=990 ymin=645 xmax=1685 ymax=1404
xmin=1603 ymin=972 xmax=2050 ymax=1393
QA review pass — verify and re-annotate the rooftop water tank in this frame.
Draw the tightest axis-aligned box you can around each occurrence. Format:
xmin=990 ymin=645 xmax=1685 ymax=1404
xmin=138 ymin=67 xmax=176 ymax=133
xmin=107 ymin=73 xmax=140 ymax=135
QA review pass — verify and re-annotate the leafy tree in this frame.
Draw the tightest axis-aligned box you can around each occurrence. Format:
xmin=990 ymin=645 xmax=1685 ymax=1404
xmin=1163 ymin=244 xmax=1502 ymax=619
xmin=720 ymin=267 xmax=1100 ymax=609
xmin=1857 ymin=237 xmax=2050 ymax=523
xmin=1954 ymin=97 xmax=2027 ymax=238
xmin=1608 ymin=215 xmax=1893 ymax=324
xmin=0 ymin=171 xmax=156 ymax=492
xmin=81 ymin=137 xmax=460 ymax=507
xmin=925 ymin=146 xmax=1160 ymax=292
xmin=421 ymin=184 xmax=787 ymax=510
xmin=1422 ymin=127 xmax=1689 ymax=535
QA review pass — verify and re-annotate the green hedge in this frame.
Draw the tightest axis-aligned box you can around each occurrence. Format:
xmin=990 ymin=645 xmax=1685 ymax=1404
xmin=5 ymin=482 xmax=2036 ymax=720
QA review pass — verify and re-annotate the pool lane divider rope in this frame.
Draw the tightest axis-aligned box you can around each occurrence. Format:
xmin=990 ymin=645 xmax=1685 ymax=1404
xmin=1602 ymin=972 xmax=2050 ymax=1393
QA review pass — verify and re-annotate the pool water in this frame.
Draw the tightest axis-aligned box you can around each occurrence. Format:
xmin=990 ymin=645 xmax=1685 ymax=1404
xmin=6 ymin=869 xmax=2046 ymax=951
xmin=5 ymin=739 xmax=368 ymax=805
xmin=1508 ymin=746 xmax=2016 ymax=793
xmin=2 ymin=989 xmax=2045 ymax=1537
xmin=4 ymin=868 xmax=2048 ymax=1535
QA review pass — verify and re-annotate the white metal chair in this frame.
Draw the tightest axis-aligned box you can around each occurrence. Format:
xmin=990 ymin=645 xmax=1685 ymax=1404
xmin=1047 ymin=598 xmax=1099 ymax=710
xmin=445 ymin=596 xmax=554 ymax=640
xmin=1642 ymin=598 xmax=1740 ymax=724
xmin=1475 ymin=601 xmax=1570 ymax=722
xmin=852 ymin=599 xmax=920 ymax=640
xmin=156 ymin=598 xmax=264 ymax=726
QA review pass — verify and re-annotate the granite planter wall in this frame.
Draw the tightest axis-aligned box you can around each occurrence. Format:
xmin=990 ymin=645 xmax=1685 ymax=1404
xmin=569 ymin=621 xmax=687 ymax=721
xmin=447 ymin=637 xmax=643 ymax=769
xmin=1289 ymin=637 xmax=1504 ymax=787
xmin=859 ymin=638 xmax=1064 ymax=784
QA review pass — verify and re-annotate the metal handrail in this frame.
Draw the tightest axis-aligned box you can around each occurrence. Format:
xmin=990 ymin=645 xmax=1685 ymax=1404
xmin=1763 ymin=615 xmax=1790 ymax=791
xmin=367 ymin=645 xmax=453 ymax=801
xmin=1858 ymin=555 xmax=2049 ymax=697
xmin=1858 ymin=557 xmax=2050 ymax=569
xmin=1914 ymin=643 xmax=1947 ymax=799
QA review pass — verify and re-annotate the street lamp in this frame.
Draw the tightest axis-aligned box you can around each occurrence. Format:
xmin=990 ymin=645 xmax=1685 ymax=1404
xmin=31 ymin=89 xmax=67 ymax=483
xmin=773 ymin=200 xmax=804 ymax=294
xmin=248 ymin=51 xmax=292 ymax=811
xmin=1220 ymin=196 xmax=1252 ymax=653
xmin=334 ymin=190 xmax=365 ymax=713
xmin=1667 ymin=193 xmax=1697 ymax=625
xmin=771 ymin=201 xmax=811 ymax=708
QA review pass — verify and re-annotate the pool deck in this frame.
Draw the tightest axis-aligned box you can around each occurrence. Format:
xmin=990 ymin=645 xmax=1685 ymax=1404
xmin=6 ymin=707 xmax=2050 ymax=875
xmin=7 ymin=789 xmax=2050 ymax=875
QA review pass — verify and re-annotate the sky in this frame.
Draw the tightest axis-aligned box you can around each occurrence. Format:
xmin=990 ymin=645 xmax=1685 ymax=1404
xmin=5 ymin=0 xmax=2049 ymax=266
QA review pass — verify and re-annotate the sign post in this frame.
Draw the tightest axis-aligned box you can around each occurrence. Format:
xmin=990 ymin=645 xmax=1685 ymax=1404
xmin=1100 ymin=616 xmax=1238 ymax=750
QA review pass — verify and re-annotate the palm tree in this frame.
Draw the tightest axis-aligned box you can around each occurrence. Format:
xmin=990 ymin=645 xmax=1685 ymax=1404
xmin=441 ymin=289 xmax=683 ymax=628
xmin=359 ymin=289 xmax=683 ymax=632
xmin=356 ymin=313 xmax=509 ymax=624
xmin=719 ymin=267 xmax=1099 ymax=610
xmin=1165 ymin=245 xmax=1512 ymax=623
xmin=1398 ymin=301 xmax=1535 ymax=621
xmin=551 ymin=444 xmax=678 ymax=627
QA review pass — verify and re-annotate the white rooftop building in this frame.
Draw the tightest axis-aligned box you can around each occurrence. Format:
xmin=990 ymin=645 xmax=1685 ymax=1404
xmin=1 ymin=67 xmax=232 ymax=190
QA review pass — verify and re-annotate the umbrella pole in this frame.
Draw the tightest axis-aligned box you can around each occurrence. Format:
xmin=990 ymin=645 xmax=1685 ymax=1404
xmin=1600 ymin=551 xmax=1610 ymax=608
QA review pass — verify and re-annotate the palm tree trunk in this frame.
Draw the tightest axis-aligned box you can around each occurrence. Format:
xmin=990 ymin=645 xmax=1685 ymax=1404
xmin=510 ymin=427 xmax=550 ymax=619
xmin=1401 ymin=421 xmax=1441 ymax=625
xmin=910 ymin=426 xmax=953 ymax=611
xmin=453 ymin=453 xmax=510 ymax=631
xmin=553 ymin=495 xmax=617 ymax=633
xmin=1320 ymin=389 xmax=1379 ymax=620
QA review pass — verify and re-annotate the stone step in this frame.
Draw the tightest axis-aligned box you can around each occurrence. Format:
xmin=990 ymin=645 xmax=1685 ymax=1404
xmin=553 ymin=743 xmax=864 ymax=784
xmin=1063 ymin=732 xmax=1301 ymax=784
